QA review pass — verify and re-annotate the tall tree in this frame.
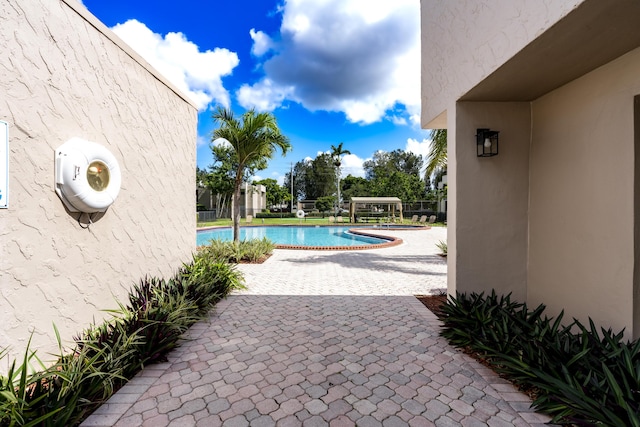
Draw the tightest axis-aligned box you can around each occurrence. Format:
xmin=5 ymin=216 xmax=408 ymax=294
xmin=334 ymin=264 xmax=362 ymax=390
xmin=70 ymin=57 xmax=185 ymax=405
xmin=341 ymin=175 xmax=371 ymax=200
xmin=425 ymin=129 xmax=447 ymax=185
xmin=254 ymin=178 xmax=291 ymax=210
xmin=204 ymin=144 xmax=237 ymax=217
xmin=212 ymin=107 xmax=291 ymax=241
xmin=330 ymin=142 xmax=351 ymax=214
xmin=363 ymin=149 xmax=426 ymax=202
xmin=364 ymin=149 xmax=423 ymax=179
xmin=370 ymin=171 xmax=425 ymax=203
xmin=303 ymin=154 xmax=336 ymax=200
xmin=284 ymin=160 xmax=308 ymax=203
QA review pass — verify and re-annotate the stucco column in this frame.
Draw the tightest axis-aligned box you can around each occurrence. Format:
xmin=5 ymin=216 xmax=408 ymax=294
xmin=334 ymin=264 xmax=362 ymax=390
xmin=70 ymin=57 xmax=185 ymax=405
xmin=449 ymin=102 xmax=531 ymax=301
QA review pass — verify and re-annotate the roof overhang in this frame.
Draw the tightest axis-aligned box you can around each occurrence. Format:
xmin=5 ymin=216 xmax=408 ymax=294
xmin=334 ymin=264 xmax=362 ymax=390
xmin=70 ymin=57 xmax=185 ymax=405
xmin=350 ymin=197 xmax=402 ymax=204
xmin=460 ymin=0 xmax=640 ymax=102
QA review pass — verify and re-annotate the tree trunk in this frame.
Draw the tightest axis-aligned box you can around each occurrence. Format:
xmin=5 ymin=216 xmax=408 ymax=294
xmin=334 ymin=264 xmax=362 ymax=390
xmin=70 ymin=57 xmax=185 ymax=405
xmin=232 ymin=177 xmax=242 ymax=242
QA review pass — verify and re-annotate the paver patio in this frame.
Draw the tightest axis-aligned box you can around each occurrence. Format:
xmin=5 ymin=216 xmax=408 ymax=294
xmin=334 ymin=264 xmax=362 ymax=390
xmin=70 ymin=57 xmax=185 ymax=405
xmin=81 ymin=227 xmax=552 ymax=426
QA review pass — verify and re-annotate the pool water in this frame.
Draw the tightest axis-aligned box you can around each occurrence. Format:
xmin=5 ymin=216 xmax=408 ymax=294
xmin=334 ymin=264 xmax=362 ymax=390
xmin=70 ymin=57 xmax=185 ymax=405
xmin=197 ymin=226 xmax=391 ymax=247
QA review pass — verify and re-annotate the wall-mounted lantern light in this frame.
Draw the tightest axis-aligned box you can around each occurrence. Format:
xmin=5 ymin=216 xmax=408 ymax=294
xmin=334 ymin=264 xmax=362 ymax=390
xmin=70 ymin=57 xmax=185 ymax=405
xmin=476 ymin=128 xmax=499 ymax=157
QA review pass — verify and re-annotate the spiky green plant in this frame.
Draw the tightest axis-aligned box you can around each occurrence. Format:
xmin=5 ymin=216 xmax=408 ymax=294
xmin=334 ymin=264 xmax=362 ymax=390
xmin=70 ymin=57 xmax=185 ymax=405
xmin=435 ymin=240 xmax=447 ymax=256
xmin=0 ymin=247 xmax=245 ymax=425
xmin=0 ymin=339 xmax=63 ymax=427
xmin=199 ymin=238 xmax=274 ymax=263
xmin=439 ymin=291 xmax=640 ymax=426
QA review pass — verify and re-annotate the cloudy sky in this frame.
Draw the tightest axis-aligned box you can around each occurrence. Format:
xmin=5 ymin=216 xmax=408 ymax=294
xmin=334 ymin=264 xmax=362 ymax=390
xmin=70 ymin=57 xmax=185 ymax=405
xmin=81 ymin=0 xmax=433 ymax=183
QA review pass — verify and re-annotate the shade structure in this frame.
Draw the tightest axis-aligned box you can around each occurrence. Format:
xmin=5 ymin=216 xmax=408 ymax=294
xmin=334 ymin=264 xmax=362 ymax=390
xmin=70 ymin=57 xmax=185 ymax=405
xmin=349 ymin=197 xmax=403 ymax=223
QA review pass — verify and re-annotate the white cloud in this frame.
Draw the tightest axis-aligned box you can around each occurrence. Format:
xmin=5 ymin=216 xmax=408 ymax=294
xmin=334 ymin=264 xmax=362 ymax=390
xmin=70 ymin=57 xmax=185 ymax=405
xmin=249 ymin=29 xmax=274 ymax=57
xmin=196 ymin=135 xmax=209 ymax=147
xmin=341 ymin=153 xmax=366 ymax=178
xmin=389 ymin=115 xmax=408 ymax=126
xmin=111 ymin=20 xmax=239 ymax=110
xmin=237 ymin=78 xmax=293 ymax=112
xmin=405 ymin=138 xmax=432 ymax=165
xmin=237 ymin=0 xmax=420 ymax=125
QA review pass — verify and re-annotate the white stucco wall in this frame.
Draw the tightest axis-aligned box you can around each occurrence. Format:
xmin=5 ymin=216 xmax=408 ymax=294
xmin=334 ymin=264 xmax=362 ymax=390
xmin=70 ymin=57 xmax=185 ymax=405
xmin=529 ymin=47 xmax=640 ymax=337
xmin=0 ymin=0 xmax=197 ymax=364
xmin=420 ymin=0 xmax=583 ymax=127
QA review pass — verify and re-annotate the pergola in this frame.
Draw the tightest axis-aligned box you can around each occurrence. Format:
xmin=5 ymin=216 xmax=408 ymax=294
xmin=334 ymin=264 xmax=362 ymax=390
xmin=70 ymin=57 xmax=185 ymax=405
xmin=349 ymin=197 xmax=403 ymax=223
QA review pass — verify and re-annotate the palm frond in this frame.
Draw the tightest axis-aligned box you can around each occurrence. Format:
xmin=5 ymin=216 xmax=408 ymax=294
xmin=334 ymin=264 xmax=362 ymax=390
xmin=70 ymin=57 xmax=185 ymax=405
xmin=425 ymin=129 xmax=447 ymax=180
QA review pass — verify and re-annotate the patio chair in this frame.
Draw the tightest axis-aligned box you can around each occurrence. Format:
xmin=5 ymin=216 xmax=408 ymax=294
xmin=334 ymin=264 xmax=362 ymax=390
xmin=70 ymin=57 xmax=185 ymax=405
xmin=246 ymin=215 xmax=253 ymax=224
xmin=336 ymin=216 xmax=344 ymax=223
xmin=328 ymin=215 xmax=335 ymax=223
xmin=419 ymin=215 xmax=427 ymax=224
xmin=428 ymin=215 xmax=437 ymax=224
xmin=410 ymin=214 xmax=418 ymax=223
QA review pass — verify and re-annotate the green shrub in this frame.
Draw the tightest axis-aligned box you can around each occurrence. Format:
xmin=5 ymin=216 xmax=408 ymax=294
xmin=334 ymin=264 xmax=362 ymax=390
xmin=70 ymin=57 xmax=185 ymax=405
xmin=123 ymin=277 xmax=201 ymax=366
xmin=254 ymin=212 xmax=296 ymax=218
xmin=0 ymin=339 xmax=63 ymax=427
xmin=182 ymin=250 xmax=246 ymax=297
xmin=0 ymin=330 xmax=127 ymax=427
xmin=199 ymin=238 xmax=274 ymax=264
xmin=440 ymin=291 xmax=640 ymax=426
xmin=435 ymin=240 xmax=447 ymax=255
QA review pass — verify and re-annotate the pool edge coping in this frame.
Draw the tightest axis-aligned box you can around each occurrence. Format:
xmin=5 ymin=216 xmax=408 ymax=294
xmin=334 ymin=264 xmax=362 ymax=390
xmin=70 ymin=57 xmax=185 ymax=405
xmin=196 ymin=225 xmax=431 ymax=251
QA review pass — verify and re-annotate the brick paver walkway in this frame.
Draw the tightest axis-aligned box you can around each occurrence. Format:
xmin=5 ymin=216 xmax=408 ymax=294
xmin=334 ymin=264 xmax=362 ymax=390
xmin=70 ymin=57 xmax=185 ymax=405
xmin=82 ymin=227 xmax=552 ymax=426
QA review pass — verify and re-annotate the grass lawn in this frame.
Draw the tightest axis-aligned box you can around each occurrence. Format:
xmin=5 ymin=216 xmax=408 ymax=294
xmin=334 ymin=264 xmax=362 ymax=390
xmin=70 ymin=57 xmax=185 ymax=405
xmin=197 ymin=217 xmax=447 ymax=228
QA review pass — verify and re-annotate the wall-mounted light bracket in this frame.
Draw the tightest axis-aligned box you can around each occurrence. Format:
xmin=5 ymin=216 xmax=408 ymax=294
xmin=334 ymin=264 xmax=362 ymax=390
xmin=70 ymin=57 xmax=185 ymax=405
xmin=476 ymin=128 xmax=499 ymax=157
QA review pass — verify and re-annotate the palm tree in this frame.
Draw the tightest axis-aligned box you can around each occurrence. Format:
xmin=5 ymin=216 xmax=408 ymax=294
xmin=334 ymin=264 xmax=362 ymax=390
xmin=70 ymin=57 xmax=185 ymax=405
xmin=212 ymin=107 xmax=291 ymax=241
xmin=425 ymin=129 xmax=447 ymax=181
xmin=330 ymin=142 xmax=351 ymax=215
xmin=425 ymin=129 xmax=447 ymax=216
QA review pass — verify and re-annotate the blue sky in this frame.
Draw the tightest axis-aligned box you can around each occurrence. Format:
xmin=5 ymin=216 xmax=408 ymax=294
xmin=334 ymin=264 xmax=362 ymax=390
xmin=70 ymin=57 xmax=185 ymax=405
xmin=80 ymin=0 xmax=433 ymax=184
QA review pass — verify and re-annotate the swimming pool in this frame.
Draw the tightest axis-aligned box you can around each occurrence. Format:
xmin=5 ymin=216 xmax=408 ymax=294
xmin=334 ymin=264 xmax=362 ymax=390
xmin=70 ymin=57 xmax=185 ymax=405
xmin=196 ymin=226 xmax=400 ymax=249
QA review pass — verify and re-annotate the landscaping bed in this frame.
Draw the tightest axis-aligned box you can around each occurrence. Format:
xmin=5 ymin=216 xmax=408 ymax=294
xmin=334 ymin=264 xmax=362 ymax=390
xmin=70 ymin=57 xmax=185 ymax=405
xmin=424 ymin=291 xmax=640 ymax=427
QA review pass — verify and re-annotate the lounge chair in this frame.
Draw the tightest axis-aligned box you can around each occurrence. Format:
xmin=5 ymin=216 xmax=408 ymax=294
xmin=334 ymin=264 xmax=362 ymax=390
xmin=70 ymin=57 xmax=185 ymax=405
xmin=328 ymin=215 xmax=335 ymax=223
xmin=336 ymin=216 xmax=344 ymax=223
xmin=428 ymin=215 xmax=437 ymax=224
xmin=419 ymin=215 xmax=427 ymax=224
xmin=410 ymin=215 xmax=418 ymax=223
xmin=246 ymin=214 xmax=253 ymax=224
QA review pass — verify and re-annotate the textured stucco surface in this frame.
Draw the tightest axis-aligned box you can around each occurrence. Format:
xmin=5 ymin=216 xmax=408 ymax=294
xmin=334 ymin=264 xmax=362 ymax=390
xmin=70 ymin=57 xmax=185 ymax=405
xmin=420 ymin=0 xmax=583 ymax=127
xmin=0 ymin=0 xmax=197 ymax=364
xmin=448 ymin=102 xmax=531 ymax=302
xmin=528 ymin=47 xmax=640 ymax=338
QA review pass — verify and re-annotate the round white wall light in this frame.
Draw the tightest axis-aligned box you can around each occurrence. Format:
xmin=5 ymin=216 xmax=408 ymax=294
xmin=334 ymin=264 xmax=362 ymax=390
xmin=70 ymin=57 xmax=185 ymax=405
xmin=55 ymin=138 xmax=121 ymax=213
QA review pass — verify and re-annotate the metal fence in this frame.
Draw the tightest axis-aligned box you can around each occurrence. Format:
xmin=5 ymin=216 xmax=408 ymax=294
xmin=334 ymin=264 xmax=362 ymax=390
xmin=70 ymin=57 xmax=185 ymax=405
xmin=197 ymin=211 xmax=218 ymax=222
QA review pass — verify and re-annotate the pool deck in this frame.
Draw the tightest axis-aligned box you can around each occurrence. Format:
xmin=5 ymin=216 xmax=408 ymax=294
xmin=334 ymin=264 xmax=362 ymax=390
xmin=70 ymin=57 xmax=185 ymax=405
xmin=82 ymin=227 xmax=552 ymax=427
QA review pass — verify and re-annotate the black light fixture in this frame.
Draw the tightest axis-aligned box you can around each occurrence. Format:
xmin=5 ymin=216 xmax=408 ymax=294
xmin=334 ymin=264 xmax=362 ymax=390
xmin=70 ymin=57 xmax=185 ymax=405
xmin=476 ymin=128 xmax=499 ymax=157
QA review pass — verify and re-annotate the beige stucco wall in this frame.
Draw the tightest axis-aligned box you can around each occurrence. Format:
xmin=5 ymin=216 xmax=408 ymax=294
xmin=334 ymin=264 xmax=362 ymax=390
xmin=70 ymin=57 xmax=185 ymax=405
xmin=528 ymin=47 xmax=640 ymax=338
xmin=240 ymin=183 xmax=267 ymax=217
xmin=0 ymin=0 xmax=197 ymax=364
xmin=449 ymin=102 xmax=531 ymax=301
xmin=420 ymin=0 xmax=583 ymax=128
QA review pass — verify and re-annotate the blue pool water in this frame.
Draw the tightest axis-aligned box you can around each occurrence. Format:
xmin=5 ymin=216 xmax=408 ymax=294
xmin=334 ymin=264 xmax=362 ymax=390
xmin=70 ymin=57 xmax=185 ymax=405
xmin=196 ymin=226 xmax=392 ymax=247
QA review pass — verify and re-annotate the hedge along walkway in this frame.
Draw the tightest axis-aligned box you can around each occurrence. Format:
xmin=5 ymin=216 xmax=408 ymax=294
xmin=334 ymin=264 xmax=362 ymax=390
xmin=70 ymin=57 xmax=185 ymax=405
xmin=81 ymin=227 xmax=552 ymax=426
